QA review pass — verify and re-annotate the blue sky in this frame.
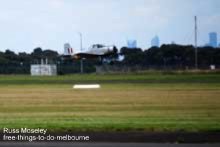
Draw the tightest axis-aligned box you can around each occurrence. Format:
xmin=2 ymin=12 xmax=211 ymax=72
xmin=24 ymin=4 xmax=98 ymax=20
xmin=0 ymin=0 xmax=219 ymax=53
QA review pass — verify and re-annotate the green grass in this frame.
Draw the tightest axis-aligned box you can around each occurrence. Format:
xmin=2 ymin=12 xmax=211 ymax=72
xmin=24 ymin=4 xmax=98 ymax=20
xmin=0 ymin=73 xmax=220 ymax=84
xmin=0 ymin=73 xmax=220 ymax=132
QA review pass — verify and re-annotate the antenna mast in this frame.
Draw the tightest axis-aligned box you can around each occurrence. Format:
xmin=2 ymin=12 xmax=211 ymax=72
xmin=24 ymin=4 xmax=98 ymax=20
xmin=78 ymin=32 xmax=84 ymax=74
xmin=194 ymin=16 xmax=198 ymax=69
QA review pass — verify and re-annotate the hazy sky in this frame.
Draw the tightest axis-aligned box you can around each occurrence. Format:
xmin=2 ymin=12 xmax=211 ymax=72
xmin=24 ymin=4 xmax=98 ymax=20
xmin=0 ymin=0 xmax=219 ymax=53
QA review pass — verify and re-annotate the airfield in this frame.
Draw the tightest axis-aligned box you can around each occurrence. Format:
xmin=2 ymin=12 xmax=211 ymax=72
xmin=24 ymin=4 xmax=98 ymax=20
xmin=0 ymin=72 xmax=220 ymax=135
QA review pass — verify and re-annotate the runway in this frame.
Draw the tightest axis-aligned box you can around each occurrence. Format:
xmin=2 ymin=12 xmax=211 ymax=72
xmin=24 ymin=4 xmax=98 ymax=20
xmin=0 ymin=142 xmax=219 ymax=147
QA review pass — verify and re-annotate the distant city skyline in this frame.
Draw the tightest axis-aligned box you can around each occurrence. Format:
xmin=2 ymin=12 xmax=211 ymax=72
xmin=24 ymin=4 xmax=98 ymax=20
xmin=209 ymin=32 xmax=218 ymax=48
xmin=127 ymin=39 xmax=137 ymax=48
xmin=151 ymin=36 xmax=160 ymax=47
xmin=0 ymin=0 xmax=219 ymax=53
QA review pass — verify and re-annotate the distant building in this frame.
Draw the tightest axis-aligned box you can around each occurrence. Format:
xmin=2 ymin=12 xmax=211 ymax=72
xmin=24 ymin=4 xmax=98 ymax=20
xmin=171 ymin=41 xmax=176 ymax=45
xmin=209 ymin=32 xmax=217 ymax=48
xmin=30 ymin=59 xmax=57 ymax=76
xmin=151 ymin=36 xmax=160 ymax=47
xmin=31 ymin=65 xmax=57 ymax=76
xmin=127 ymin=39 xmax=137 ymax=48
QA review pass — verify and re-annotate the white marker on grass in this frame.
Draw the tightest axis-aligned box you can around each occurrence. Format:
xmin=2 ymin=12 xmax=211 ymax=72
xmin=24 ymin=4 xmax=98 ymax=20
xmin=73 ymin=84 xmax=101 ymax=89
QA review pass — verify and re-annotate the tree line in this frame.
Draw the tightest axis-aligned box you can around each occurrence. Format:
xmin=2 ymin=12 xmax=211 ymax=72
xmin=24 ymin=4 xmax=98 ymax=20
xmin=120 ymin=44 xmax=220 ymax=70
xmin=0 ymin=44 xmax=219 ymax=74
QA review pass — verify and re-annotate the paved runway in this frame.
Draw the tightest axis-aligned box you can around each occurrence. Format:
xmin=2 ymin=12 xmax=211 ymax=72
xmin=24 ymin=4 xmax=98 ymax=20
xmin=0 ymin=142 xmax=219 ymax=147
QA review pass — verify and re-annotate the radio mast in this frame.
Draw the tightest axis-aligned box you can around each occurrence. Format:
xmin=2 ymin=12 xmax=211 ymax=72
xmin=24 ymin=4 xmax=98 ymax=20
xmin=194 ymin=16 xmax=198 ymax=69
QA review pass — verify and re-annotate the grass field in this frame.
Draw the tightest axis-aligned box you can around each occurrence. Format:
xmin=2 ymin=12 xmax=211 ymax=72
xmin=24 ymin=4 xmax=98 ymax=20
xmin=0 ymin=73 xmax=220 ymax=132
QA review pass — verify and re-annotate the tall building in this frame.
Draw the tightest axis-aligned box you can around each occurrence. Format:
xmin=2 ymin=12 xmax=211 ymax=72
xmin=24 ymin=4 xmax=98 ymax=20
xmin=151 ymin=36 xmax=160 ymax=47
xmin=127 ymin=39 xmax=137 ymax=48
xmin=209 ymin=32 xmax=217 ymax=48
xmin=171 ymin=41 xmax=176 ymax=45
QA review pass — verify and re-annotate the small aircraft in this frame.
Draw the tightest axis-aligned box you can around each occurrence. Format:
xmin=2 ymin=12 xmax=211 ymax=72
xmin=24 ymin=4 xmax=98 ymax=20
xmin=64 ymin=43 xmax=117 ymax=59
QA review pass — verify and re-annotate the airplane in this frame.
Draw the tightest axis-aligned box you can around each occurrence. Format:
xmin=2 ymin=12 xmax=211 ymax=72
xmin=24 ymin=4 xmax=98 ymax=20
xmin=64 ymin=43 xmax=117 ymax=59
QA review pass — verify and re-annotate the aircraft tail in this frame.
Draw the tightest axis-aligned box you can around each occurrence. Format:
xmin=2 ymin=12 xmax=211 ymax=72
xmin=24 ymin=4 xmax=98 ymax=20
xmin=64 ymin=43 xmax=74 ymax=55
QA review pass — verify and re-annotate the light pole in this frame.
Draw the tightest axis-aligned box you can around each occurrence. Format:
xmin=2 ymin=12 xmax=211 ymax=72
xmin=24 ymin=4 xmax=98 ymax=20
xmin=78 ymin=32 xmax=83 ymax=73
xmin=194 ymin=16 xmax=198 ymax=70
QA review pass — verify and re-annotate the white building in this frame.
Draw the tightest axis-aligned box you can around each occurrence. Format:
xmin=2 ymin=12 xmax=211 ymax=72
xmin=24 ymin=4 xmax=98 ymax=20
xmin=31 ymin=59 xmax=57 ymax=76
